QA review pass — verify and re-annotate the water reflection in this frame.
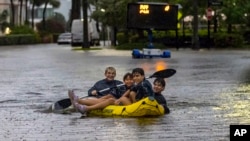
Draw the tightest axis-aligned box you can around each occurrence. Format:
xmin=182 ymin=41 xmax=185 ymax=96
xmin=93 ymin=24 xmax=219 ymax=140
xmin=77 ymin=117 xmax=165 ymax=141
xmin=139 ymin=60 xmax=168 ymax=73
xmin=214 ymin=83 xmax=250 ymax=124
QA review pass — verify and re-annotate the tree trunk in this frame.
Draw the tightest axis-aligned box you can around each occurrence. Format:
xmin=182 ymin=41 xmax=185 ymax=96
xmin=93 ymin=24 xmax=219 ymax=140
xmin=137 ymin=30 xmax=144 ymax=39
xmin=43 ymin=1 xmax=49 ymax=30
xmin=25 ymin=0 xmax=28 ymax=25
xmin=111 ymin=26 xmax=117 ymax=46
xmin=82 ymin=0 xmax=89 ymax=48
xmin=192 ymin=0 xmax=199 ymax=49
xmin=19 ymin=0 xmax=23 ymax=25
xmin=10 ymin=0 xmax=15 ymax=26
xmin=31 ymin=3 xmax=35 ymax=29
xmin=70 ymin=0 xmax=81 ymax=27
xmin=227 ymin=24 xmax=232 ymax=33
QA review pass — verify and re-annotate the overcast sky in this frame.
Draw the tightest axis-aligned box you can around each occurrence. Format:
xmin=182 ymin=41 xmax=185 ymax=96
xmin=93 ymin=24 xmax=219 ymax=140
xmin=54 ymin=0 xmax=71 ymax=21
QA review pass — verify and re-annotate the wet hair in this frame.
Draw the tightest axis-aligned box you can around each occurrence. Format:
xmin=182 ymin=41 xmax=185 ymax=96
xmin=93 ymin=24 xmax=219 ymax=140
xmin=153 ymin=78 xmax=166 ymax=87
xmin=105 ymin=66 xmax=116 ymax=74
xmin=132 ymin=68 xmax=145 ymax=76
xmin=123 ymin=72 xmax=133 ymax=81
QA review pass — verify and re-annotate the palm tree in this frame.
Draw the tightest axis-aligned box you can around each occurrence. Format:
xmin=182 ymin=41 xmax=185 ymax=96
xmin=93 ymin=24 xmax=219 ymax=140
xmin=30 ymin=0 xmax=44 ymax=29
xmin=42 ymin=0 xmax=60 ymax=30
xmin=70 ymin=0 xmax=81 ymax=27
xmin=0 ymin=10 xmax=8 ymax=32
xmin=10 ymin=0 xmax=15 ymax=26
xmin=19 ymin=0 xmax=23 ymax=25
xmin=25 ymin=0 xmax=29 ymax=25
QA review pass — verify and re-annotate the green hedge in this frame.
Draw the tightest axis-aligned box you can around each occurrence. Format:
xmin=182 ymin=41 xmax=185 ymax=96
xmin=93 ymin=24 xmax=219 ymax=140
xmin=213 ymin=33 xmax=244 ymax=48
xmin=0 ymin=34 xmax=40 ymax=45
xmin=115 ymin=42 xmax=166 ymax=50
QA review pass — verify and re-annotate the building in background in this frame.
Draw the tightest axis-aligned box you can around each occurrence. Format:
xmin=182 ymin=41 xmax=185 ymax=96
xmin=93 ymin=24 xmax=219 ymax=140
xmin=27 ymin=3 xmax=54 ymax=28
xmin=0 ymin=0 xmax=25 ymax=25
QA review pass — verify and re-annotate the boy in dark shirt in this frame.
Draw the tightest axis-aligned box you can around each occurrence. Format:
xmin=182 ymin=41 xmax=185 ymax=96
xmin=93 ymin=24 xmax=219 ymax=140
xmin=87 ymin=66 xmax=125 ymax=98
xmin=129 ymin=68 xmax=154 ymax=103
xmin=153 ymin=77 xmax=170 ymax=114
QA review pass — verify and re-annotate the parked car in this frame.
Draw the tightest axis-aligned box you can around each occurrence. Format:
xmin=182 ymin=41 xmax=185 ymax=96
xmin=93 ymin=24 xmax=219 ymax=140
xmin=57 ymin=32 xmax=72 ymax=44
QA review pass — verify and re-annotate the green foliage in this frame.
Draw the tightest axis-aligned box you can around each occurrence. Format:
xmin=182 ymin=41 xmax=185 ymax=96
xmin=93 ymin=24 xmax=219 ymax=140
xmin=50 ymin=12 xmax=66 ymax=27
xmin=36 ymin=19 xmax=65 ymax=34
xmin=0 ymin=22 xmax=10 ymax=32
xmin=1 ymin=25 xmax=40 ymax=45
xmin=117 ymin=32 xmax=148 ymax=45
xmin=90 ymin=0 xmax=136 ymax=29
xmin=0 ymin=10 xmax=10 ymax=32
xmin=10 ymin=25 xmax=35 ymax=34
xmin=129 ymin=34 xmax=140 ymax=43
xmin=213 ymin=33 xmax=244 ymax=48
xmin=152 ymin=31 xmax=168 ymax=38
xmin=0 ymin=34 xmax=40 ymax=45
xmin=198 ymin=29 xmax=208 ymax=36
xmin=117 ymin=32 xmax=128 ymax=45
xmin=49 ymin=0 xmax=60 ymax=8
xmin=115 ymin=42 xmax=166 ymax=50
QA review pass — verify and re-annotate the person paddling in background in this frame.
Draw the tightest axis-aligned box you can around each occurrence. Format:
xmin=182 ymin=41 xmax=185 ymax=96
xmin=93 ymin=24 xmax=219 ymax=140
xmin=153 ymin=77 xmax=170 ymax=114
xmin=68 ymin=72 xmax=134 ymax=114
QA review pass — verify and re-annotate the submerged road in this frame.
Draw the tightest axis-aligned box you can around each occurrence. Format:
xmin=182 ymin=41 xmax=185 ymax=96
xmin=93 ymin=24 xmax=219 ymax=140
xmin=0 ymin=44 xmax=250 ymax=141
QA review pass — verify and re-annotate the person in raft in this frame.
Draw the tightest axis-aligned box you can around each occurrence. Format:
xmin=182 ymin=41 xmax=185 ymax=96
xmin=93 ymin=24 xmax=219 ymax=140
xmin=152 ymin=77 xmax=170 ymax=114
xmin=87 ymin=66 xmax=126 ymax=99
xmin=68 ymin=72 xmax=134 ymax=114
xmin=69 ymin=68 xmax=170 ymax=114
xmin=114 ymin=69 xmax=170 ymax=114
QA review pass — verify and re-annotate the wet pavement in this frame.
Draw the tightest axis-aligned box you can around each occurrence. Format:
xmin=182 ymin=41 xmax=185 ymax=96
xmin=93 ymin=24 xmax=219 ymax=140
xmin=0 ymin=44 xmax=250 ymax=141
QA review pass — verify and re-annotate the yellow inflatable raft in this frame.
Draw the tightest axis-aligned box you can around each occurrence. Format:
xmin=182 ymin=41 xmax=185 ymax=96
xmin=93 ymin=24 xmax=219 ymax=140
xmin=87 ymin=97 xmax=165 ymax=117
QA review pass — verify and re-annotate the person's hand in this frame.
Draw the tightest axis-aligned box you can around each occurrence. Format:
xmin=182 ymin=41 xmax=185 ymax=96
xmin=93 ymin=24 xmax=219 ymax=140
xmin=91 ymin=90 xmax=97 ymax=96
xmin=114 ymin=99 xmax=120 ymax=105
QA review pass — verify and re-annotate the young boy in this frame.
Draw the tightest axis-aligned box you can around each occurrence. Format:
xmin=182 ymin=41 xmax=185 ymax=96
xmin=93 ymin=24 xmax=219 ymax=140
xmin=153 ymin=77 xmax=170 ymax=114
xmin=129 ymin=68 xmax=154 ymax=103
xmin=114 ymin=68 xmax=155 ymax=105
xmin=88 ymin=66 xmax=125 ymax=98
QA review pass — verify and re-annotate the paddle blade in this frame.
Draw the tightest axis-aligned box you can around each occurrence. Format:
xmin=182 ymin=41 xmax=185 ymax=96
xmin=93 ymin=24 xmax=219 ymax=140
xmin=149 ymin=69 xmax=176 ymax=78
xmin=55 ymin=98 xmax=72 ymax=110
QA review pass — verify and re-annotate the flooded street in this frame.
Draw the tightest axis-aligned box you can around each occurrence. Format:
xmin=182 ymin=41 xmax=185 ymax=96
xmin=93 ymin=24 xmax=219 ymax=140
xmin=0 ymin=44 xmax=250 ymax=141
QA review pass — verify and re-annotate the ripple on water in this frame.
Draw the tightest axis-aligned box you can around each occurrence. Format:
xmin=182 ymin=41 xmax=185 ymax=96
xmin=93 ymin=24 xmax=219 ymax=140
xmin=213 ymin=83 xmax=250 ymax=124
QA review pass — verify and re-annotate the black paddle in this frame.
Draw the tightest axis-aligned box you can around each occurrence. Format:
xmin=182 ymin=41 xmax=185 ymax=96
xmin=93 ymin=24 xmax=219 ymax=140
xmin=51 ymin=68 xmax=176 ymax=111
xmin=149 ymin=68 xmax=176 ymax=78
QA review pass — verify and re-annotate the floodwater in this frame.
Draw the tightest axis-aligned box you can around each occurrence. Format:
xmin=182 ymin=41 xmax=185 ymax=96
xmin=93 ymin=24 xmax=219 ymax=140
xmin=0 ymin=44 xmax=250 ymax=141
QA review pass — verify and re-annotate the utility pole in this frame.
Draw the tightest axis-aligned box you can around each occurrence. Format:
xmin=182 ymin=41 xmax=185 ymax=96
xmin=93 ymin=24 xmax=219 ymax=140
xmin=82 ymin=0 xmax=90 ymax=48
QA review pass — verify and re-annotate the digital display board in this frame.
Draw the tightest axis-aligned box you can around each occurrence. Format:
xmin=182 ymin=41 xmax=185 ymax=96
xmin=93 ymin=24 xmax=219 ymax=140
xmin=127 ymin=3 xmax=178 ymax=30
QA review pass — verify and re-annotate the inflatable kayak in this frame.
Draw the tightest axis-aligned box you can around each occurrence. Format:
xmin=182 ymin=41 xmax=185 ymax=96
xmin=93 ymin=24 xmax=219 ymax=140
xmin=87 ymin=97 xmax=164 ymax=117
xmin=57 ymin=97 xmax=165 ymax=117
